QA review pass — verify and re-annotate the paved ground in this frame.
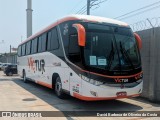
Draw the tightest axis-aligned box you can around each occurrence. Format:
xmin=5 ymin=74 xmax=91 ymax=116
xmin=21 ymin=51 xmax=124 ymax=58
xmin=0 ymin=71 xmax=159 ymax=120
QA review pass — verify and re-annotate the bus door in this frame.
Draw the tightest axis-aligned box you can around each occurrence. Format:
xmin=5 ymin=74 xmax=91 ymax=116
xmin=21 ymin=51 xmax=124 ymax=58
xmin=68 ymin=34 xmax=82 ymax=93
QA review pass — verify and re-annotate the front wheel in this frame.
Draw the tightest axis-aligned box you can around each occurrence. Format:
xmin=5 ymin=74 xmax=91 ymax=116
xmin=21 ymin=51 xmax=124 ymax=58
xmin=55 ymin=77 xmax=66 ymax=99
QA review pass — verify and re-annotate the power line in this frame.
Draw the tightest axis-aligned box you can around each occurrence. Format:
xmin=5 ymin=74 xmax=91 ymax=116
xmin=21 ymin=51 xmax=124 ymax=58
xmin=114 ymin=0 xmax=160 ymax=19
xmin=90 ymin=1 xmax=100 ymax=11
xmin=78 ymin=7 xmax=87 ymax=14
xmin=91 ymin=0 xmax=108 ymax=7
xmin=87 ymin=0 xmax=108 ymax=15
xmin=76 ymin=5 xmax=87 ymax=14
xmin=68 ymin=0 xmax=85 ymax=14
xmin=80 ymin=8 xmax=88 ymax=14
xmin=76 ymin=0 xmax=108 ymax=15
xmin=118 ymin=4 xmax=160 ymax=20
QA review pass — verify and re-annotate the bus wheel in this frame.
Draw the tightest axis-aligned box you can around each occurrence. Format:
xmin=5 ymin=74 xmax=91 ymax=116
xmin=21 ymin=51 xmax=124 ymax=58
xmin=23 ymin=70 xmax=27 ymax=83
xmin=8 ymin=72 xmax=13 ymax=76
xmin=55 ymin=77 xmax=66 ymax=99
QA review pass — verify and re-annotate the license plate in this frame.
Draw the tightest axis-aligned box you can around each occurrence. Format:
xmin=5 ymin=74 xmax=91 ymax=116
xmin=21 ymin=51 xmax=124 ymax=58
xmin=116 ymin=92 xmax=127 ymax=97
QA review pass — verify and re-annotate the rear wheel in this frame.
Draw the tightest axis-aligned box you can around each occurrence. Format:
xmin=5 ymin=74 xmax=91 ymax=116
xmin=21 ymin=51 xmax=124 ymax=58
xmin=8 ymin=72 xmax=13 ymax=76
xmin=55 ymin=77 xmax=66 ymax=99
xmin=22 ymin=70 xmax=27 ymax=83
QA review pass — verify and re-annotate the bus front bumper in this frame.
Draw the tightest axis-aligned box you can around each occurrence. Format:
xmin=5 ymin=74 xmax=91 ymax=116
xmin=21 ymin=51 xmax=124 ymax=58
xmin=73 ymin=81 xmax=143 ymax=101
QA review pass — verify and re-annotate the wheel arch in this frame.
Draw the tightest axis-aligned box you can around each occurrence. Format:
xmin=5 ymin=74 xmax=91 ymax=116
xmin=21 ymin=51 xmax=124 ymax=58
xmin=52 ymin=73 xmax=60 ymax=89
xmin=22 ymin=69 xmax=25 ymax=78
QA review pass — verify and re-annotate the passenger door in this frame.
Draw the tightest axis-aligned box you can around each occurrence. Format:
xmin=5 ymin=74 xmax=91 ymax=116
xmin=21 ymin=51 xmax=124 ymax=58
xmin=68 ymin=34 xmax=81 ymax=94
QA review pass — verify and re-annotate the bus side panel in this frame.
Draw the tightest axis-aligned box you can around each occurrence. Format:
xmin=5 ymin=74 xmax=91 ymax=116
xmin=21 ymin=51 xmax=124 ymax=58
xmin=69 ymin=68 xmax=82 ymax=96
xmin=18 ymin=52 xmax=72 ymax=92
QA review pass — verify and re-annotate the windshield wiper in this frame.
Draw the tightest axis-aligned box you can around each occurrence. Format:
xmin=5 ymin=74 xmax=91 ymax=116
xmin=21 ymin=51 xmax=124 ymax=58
xmin=106 ymin=42 xmax=115 ymax=70
xmin=119 ymin=41 xmax=135 ymax=70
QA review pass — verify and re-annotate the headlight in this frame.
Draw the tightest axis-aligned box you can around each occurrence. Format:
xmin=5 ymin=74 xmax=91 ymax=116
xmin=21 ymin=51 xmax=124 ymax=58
xmin=94 ymin=80 xmax=104 ymax=86
xmin=136 ymin=79 xmax=142 ymax=83
xmin=80 ymin=74 xmax=104 ymax=86
xmin=89 ymin=79 xmax=95 ymax=84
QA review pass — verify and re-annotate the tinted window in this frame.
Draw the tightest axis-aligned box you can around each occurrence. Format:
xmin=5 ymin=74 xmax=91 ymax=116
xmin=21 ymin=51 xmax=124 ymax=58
xmin=12 ymin=65 xmax=17 ymax=68
xmin=52 ymin=28 xmax=59 ymax=50
xmin=41 ymin=33 xmax=47 ymax=52
xmin=22 ymin=44 xmax=26 ymax=56
xmin=31 ymin=38 xmax=38 ymax=54
xmin=59 ymin=22 xmax=69 ymax=47
xmin=88 ymin=24 xmax=110 ymax=31
xmin=47 ymin=31 xmax=52 ymax=50
xmin=47 ymin=28 xmax=59 ymax=50
xmin=38 ymin=36 xmax=42 ymax=52
xmin=68 ymin=34 xmax=79 ymax=54
xmin=8 ymin=65 xmax=12 ymax=67
xmin=26 ymin=41 xmax=31 ymax=55
xmin=18 ymin=46 xmax=22 ymax=56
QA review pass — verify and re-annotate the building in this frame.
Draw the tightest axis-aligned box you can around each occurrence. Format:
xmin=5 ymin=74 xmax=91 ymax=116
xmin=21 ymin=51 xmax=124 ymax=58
xmin=0 ymin=52 xmax=17 ymax=64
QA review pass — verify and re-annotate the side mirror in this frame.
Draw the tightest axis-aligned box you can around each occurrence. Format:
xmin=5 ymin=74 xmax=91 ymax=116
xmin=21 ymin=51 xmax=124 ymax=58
xmin=72 ymin=24 xmax=86 ymax=47
xmin=134 ymin=33 xmax=142 ymax=49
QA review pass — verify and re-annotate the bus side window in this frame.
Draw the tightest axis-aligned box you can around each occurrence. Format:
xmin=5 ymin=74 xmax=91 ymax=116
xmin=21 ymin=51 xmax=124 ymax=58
xmin=18 ymin=46 xmax=22 ymax=56
xmin=47 ymin=31 xmax=52 ymax=51
xmin=68 ymin=34 xmax=81 ymax=62
xmin=22 ymin=44 xmax=26 ymax=56
xmin=68 ymin=34 xmax=79 ymax=54
xmin=51 ymin=28 xmax=59 ymax=50
xmin=26 ymin=41 xmax=31 ymax=55
xmin=38 ymin=36 xmax=42 ymax=53
xmin=47 ymin=28 xmax=59 ymax=51
xmin=31 ymin=38 xmax=38 ymax=54
xmin=41 ymin=33 xmax=47 ymax=52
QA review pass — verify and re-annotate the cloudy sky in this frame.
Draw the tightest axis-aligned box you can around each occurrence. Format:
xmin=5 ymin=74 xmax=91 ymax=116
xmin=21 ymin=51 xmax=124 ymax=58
xmin=0 ymin=0 xmax=160 ymax=53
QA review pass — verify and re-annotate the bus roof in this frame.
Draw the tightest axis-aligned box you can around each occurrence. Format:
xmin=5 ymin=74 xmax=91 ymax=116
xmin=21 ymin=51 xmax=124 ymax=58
xmin=69 ymin=15 xmax=128 ymax=26
xmin=19 ymin=15 xmax=128 ymax=46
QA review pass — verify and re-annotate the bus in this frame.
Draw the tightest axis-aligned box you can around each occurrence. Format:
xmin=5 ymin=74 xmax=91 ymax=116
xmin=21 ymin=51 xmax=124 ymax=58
xmin=17 ymin=15 xmax=143 ymax=101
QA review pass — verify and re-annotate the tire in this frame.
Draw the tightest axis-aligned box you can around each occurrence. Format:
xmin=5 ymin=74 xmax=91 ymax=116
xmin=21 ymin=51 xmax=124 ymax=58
xmin=8 ymin=72 xmax=13 ymax=76
xmin=55 ymin=77 xmax=66 ymax=99
xmin=23 ymin=70 xmax=27 ymax=83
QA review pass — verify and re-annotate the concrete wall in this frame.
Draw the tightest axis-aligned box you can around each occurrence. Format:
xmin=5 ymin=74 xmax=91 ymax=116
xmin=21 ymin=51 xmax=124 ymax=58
xmin=137 ymin=27 xmax=160 ymax=102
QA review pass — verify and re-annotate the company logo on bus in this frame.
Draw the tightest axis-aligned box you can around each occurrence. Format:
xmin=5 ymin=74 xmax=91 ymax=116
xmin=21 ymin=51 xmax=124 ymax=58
xmin=115 ymin=78 xmax=128 ymax=83
xmin=28 ymin=57 xmax=45 ymax=73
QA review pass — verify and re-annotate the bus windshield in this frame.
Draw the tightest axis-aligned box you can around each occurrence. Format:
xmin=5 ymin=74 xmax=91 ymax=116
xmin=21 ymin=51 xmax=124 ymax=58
xmin=84 ymin=23 xmax=141 ymax=71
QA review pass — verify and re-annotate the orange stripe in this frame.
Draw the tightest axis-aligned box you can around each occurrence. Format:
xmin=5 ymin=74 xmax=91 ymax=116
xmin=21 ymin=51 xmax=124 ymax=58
xmin=73 ymin=92 xmax=140 ymax=101
xmin=57 ymin=16 xmax=79 ymax=25
xmin=37 ymin=81 xmax=52 ymax=89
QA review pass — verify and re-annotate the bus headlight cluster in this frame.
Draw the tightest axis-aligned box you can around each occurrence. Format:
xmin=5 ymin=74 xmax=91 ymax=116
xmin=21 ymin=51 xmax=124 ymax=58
xmin=86 ymin=78 xmax=104 ymax=86
xmin=80 ymin=74 xmax=103 ymax=86
xmin=136 ymin=79 xmax=142 ymax=83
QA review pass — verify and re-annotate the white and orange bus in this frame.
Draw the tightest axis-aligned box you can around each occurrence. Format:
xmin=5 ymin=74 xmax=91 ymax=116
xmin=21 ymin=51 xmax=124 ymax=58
xmin=17 ymin=15 xmax=143 ymax=101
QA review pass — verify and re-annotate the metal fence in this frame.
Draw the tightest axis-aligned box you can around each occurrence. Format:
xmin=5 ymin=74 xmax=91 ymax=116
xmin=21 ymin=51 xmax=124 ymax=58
xmin=130 ymin=17 xmax=160 ymax=32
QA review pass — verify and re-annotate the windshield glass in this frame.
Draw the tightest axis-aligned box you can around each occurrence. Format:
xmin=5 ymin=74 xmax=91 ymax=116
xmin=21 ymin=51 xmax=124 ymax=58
xmin=114 ymin=27 xmax=140 ymax=70
xmin=84 ymin=23 xmax=141 ymax=71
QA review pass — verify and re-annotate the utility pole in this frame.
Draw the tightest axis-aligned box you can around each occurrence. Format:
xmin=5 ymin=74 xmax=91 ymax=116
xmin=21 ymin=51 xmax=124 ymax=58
xmin=21 ymin=36 xmax=23 ymax=42
xmin=87 ymin=0 xmax=90 ymax=15
xmin=26 ymin=0 xmax=33 ymax=38
xmin=0 ymin=40 xmax=4 ymax=55
xmin=10 ymin=45 xmax=11 ymax=54
xmin=86 ymin=0 xmax=106 ymax=15
xmin=0 ymin=40 xmax=4 ymax=44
